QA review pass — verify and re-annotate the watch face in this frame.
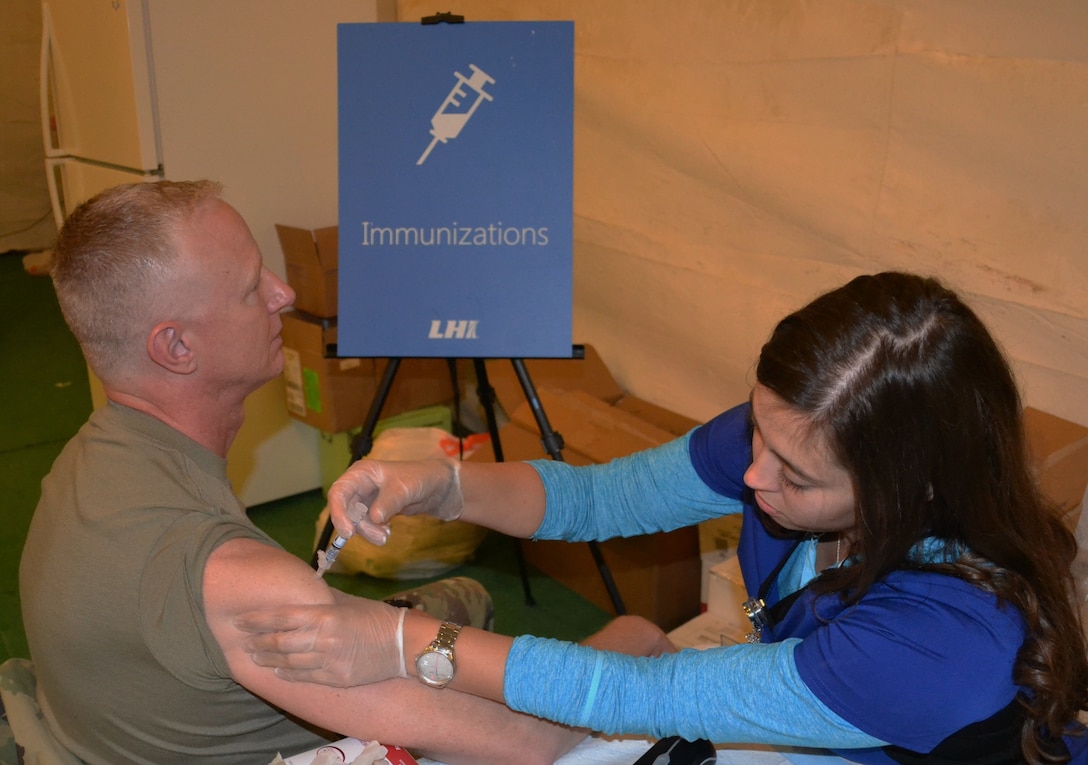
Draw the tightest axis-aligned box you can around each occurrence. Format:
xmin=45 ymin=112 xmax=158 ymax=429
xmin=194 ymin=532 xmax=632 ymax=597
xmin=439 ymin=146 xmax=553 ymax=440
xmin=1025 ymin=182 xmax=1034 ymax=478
xmin=417 ymin=651 xmax=454 ymax=684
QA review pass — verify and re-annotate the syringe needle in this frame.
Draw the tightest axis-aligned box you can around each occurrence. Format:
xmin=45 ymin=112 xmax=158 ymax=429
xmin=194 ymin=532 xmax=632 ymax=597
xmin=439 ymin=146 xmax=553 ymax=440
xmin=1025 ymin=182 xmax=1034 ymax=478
xmin=417 ymin=136 xmax=440 ymax=165
xmin=315 ymin=534 xmax=348 ymax=579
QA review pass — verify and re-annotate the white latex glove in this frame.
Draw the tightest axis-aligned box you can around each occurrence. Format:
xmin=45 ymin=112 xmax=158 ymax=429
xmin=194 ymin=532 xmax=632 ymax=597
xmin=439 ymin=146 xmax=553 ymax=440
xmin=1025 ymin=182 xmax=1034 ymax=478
xmin=236 ymin=596 xmax=407 ymax=687
xmin=349 ymin=740 xmax=389 ymax=765
xmin=327 ymin=458 xmax=464 ymax=546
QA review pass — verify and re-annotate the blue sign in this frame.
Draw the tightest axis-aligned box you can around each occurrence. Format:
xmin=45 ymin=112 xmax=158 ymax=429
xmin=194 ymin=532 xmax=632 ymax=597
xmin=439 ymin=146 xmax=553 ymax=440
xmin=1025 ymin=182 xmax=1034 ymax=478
xmin=337 ymin=21 xmax=574 ymax=358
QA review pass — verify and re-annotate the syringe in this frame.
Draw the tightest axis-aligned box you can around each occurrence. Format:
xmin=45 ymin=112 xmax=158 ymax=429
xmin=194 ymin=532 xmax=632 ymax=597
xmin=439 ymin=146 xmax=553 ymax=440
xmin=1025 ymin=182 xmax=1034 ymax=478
xmin=315 ymin=534 xmax=348 ymax=579
xmin=417 ymin=64 xmax=496 ymax=165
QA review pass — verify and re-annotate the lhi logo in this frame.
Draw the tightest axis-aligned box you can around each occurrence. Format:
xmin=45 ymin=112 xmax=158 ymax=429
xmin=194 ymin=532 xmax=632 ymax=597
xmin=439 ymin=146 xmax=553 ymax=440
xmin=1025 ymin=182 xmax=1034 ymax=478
xmin=428 ymin=320 xmax=479 ymax=339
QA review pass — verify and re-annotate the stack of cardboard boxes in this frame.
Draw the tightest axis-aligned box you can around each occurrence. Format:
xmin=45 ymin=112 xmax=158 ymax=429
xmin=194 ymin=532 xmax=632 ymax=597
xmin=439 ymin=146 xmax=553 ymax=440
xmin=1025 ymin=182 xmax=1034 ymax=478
xmin=465 ymin=351 xmax=706 ymax=631
xmin=275 ymin=224 xmax=457 ymax=434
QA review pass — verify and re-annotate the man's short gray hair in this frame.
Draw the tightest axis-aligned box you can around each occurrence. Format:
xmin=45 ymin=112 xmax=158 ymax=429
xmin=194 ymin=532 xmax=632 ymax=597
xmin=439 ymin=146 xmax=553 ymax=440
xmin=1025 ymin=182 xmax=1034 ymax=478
xmin=51 ymin=180 xmax=224 ymax=380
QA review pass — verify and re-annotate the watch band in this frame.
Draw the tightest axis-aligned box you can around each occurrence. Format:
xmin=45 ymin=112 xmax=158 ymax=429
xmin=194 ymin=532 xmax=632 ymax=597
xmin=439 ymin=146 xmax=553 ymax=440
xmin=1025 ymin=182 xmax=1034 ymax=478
xmin=432 ymin=621 xmax=462 ymax=652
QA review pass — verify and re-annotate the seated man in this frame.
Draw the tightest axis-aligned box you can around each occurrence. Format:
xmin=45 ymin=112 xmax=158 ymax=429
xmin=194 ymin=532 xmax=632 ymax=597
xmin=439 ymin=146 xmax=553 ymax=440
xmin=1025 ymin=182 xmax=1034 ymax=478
xmin=19 ymin=180 xmax=666 ymax=765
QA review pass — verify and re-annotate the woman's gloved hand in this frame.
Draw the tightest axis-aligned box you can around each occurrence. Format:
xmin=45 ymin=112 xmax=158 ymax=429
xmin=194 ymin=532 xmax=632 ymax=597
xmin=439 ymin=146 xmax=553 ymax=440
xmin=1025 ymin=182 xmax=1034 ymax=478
xmin=326 ymin=458 xmax=464 ymax=546
xmin=236 ymin=595 xmax=408 ymax=686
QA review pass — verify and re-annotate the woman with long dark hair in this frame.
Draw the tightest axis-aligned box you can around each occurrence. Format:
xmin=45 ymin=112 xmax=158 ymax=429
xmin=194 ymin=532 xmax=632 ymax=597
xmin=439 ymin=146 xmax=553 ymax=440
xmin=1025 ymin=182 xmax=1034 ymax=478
xmin=240 ymin=273 xmax=1088 ymax=764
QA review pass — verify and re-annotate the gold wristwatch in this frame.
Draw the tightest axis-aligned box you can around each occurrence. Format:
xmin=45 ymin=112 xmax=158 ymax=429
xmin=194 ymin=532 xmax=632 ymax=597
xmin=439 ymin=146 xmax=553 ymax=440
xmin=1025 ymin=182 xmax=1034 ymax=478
xmin=414 ymin=621 xmax=462 ymax=688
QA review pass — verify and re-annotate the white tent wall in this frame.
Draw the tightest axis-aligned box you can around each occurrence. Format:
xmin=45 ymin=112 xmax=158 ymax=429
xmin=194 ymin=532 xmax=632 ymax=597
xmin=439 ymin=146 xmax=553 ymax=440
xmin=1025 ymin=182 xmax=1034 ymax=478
xmin=398 ymin=0 xmax=1088 ymax=427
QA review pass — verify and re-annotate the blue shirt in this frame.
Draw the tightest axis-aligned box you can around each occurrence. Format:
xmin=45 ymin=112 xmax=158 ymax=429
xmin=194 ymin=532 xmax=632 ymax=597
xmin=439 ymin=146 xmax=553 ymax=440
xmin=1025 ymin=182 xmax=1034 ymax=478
xmin=501 ymin=402 xmax=1077 ymax=762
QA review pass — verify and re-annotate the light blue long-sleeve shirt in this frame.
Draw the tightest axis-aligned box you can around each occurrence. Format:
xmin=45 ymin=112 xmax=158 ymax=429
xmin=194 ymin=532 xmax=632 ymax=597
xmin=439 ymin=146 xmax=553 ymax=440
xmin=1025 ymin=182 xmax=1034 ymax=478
xmin=502 ymin=434 xmax=886 ymax=749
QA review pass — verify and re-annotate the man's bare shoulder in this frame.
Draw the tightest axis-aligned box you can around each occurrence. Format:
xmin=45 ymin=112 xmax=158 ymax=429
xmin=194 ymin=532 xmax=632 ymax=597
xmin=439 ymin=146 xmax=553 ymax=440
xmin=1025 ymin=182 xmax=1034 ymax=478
xmin=203 ymin=539 xmax=333 ymax=684
xmin=205 ymin=538 xmax=334 ymax=608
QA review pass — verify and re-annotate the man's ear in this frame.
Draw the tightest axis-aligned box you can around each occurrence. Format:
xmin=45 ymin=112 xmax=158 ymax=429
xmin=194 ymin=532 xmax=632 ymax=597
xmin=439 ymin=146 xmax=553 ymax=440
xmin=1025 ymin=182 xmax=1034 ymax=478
xmin=148 ymin=323 xmax=196 ymax=374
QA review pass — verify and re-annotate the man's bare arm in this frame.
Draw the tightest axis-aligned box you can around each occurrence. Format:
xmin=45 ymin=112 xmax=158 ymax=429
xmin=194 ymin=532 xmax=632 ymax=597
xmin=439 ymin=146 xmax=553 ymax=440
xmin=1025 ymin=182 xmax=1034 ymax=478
xmin=203 ymin=538 xmax=583 ymax=765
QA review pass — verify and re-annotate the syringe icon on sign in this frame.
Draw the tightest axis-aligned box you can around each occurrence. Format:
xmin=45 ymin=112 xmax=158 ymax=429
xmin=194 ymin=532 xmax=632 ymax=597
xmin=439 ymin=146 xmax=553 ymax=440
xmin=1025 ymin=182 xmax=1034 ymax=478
xmin=417 ymin=64 xmax=496 ymax=165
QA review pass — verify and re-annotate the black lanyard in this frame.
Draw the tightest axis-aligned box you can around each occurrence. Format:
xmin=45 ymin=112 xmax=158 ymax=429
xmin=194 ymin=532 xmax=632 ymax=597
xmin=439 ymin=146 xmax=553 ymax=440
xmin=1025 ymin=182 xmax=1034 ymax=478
xmin=742 ymin=536 xmax=809 ymax=643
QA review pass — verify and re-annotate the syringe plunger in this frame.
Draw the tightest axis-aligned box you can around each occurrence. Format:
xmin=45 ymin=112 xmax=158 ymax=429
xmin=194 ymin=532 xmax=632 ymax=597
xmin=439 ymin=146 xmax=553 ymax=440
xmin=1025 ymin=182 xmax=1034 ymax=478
xmin=460 ymin=64 xmax=496 ymax=97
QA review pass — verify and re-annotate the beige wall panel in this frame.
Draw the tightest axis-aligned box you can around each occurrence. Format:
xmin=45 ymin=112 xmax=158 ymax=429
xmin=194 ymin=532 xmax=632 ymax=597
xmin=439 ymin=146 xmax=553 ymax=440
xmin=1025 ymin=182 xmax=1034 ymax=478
xmin=398 ymin=0 xmax=1088 ymax=425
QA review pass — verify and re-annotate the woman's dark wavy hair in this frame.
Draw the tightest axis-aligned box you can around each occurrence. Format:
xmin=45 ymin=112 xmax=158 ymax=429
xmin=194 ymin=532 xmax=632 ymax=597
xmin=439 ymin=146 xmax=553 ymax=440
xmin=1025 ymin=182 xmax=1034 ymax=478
xmin=755 ymin=272 xmax=1088 ymax=764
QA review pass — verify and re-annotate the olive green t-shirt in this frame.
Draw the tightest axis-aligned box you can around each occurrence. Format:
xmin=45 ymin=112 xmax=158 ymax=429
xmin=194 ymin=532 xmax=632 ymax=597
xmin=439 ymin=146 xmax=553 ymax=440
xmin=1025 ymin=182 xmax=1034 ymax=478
xmin=20 ymin=403 xmax=328 ymax=764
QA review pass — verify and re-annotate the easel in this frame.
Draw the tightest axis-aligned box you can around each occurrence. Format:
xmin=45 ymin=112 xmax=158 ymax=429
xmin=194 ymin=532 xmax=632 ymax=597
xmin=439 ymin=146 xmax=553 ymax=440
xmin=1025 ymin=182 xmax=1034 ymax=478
xmin=317 ymin=13 xmax=620 ymax=610
xmin=312 ymin=348 xmax=627 ymax=615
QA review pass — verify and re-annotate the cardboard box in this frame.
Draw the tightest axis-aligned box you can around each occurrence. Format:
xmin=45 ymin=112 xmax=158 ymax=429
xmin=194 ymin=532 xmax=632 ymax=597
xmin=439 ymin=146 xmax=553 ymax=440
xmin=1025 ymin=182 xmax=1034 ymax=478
xmin=468 ymin=348 xmax=703 ymax=630
xmin=667 ymin=609 xmax=747 ymax=650
xmin=374 ymin=358 xmax=463 ymax=423
xmin=506 ymin=388 xmax=680 ymax=463
xmin=668 ymin=553 xmax=751 ymax=649
xmin=704 ymin=554 xmax=751 ymax=639
xmin=613 ymin=394 xmax=701 ymax=436
xmin=276 ymin=224 xmax=339 ymax=318
xmin=520 ymin=523 xmax=701 ymax=632
xmin=1024 ymin=406 xmax=1088 ymax=528
xmin=280 ymin=311 xmax=374 ymax=433
xmin=482 ymin=345 xmax=625 ymax=417
xmin=279 ymin=311 xmax=460 ymax=433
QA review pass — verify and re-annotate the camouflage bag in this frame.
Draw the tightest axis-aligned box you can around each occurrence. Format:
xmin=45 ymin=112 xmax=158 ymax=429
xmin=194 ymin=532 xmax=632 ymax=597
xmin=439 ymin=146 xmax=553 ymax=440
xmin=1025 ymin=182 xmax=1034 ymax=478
xmin=0 ymin=658 xmax=84 ymax=765
xmin=383 ymin=576 xmax=495 ymax=631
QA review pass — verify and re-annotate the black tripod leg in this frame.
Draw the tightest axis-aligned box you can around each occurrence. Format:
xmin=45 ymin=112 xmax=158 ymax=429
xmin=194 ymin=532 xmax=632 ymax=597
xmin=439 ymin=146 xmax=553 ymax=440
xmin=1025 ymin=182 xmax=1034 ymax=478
xmin=474 ymin=359 xmax=505 ymax=461
xmin=351 ymin=358 xmax=402 ymax=463
xmin=447 ymin=359 xmax=462 ymax=449
xmin=510 ymin=359 xmax=627 ymax=615
xmin=474 ymin=359 xmax=536 ymax=606
xmin=311 ymin=358 xmax=401 ymax=569
xmin=511 ymin=359 xmax=565 ymax=459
